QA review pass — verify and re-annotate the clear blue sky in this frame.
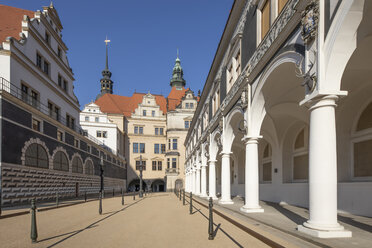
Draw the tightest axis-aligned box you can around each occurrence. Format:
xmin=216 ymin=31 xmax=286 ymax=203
xmin=3 ymin=0 xmax=233 ymax=108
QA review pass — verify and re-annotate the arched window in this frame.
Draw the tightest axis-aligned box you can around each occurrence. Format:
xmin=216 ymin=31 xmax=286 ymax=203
xmin=261 ymin=143 xmax=272 ymax=182
xmin=53 ymin=151 xmax=69 ymax=171
xmin=293 ymin=128 xmax=309 ymax=181
xmin=353 ymin=102 xmax=372 ymax=177
xmin=72 ymin=156 xmax=83 ymax=173
xmin=25 ymin=143 xmax=49 ymax=168
xmin=85 ymin=159 xmax=94 ymax=175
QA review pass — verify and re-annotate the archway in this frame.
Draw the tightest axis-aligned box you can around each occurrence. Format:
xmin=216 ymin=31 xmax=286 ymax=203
xmin=151 ymin=179 xmax=165 ymax=192
xmin=128 ymin=179 xmax=147 ymax=192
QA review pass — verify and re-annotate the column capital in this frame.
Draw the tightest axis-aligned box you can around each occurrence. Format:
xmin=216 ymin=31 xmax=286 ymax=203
xmin=242 ymin=135 xmax=262 ymax=144
xmin=307 ymin=95 xmax=339 ymax=111
xmin=220 ymin=151 xmax=232 ymax=157
xmin=208 ymin=159 xmax=217 ymax=163
xmin=300 ymin=92 xmax=347 ymax=108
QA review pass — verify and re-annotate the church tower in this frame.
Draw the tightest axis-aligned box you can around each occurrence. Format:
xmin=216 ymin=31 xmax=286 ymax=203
xmin=97 ymin=38 xmax=114 ymax=100
xmin=170 ymin=52 xmax=186 ymax=88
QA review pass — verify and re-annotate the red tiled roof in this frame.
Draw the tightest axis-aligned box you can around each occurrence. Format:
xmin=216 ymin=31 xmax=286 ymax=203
xmin=167 ymin=87 xmax=188 ymax=111
xmin=0 ymin=5 xmax=34 ymax=43
xmin=95 ymin=92 xmax=168 ymax=117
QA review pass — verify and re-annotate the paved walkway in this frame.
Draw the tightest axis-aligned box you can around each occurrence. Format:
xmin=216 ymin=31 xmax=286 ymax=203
xmin=194 ymin=195 xmax=372 ymax=248
xmin=0 ymin=193 xmax=295 ymax=248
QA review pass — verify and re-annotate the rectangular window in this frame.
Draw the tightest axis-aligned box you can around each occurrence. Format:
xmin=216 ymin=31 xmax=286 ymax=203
xmin=43 ymin=60 xmax=49 ymax=75
xmin=261 ymin=0 xmax=270 ymax=40
xmin=184 ymin=121 xmax=190 ymax=128
xmin=140 ymin=143 xmax=145 ymax=153
xmin=57 ymin=47 xmax=62 ymax=58
xmin=186 ymin=103 xmax=189 ymax=108
xmin=154 ymin=144 xmax=160 ymax=154
xmin=74 ymin=139 xmax=79 ymax=148
xmin=172 ymin=138 xmax=178 ymax=150
xmin=58 ymin=75 xmax=62 ymax=87
xmin=102 ymin=131 xmax=107 ymax=138
xmin=158 ymin=161 xmax=162 ymax=170
xmin=97 ymin=131 xmax=102 ymax=137
xmin=48 ymin=102 xmax=53 ymax=117
xmin=168 ymin=139 xmax=171 ymax=150
xmin=167 ymin=158 xmax=170 ymax=169
xmin=85 ymin=116 xmax=89 ymax=121
xmin=71 ymin=117 xmax=75 ymax=130
xmin=95 ymin=117 xmax=99 ymax=122
xmin=155 ymin=127 xmax=159 ymax=135
xmin=82 ymin=130 xmax=88 ymax=136
xmin=190 ymin=103 xmax=194 ymax=108
xmin=293 ymin=154 xmax=309 ymax=180
xmin=134 ymin=126 xmax=138 ymax=134
xmin=32 ymin=118 xmax=40 ymax=131
xmin=63 ymin=80 xmax=68 ymax=91
xmin=152 ymin=110 xmax=155 ymax=117
xmin=21 ymin=84 xmax=28 ymax=102
xmin=172 ymin=158 xmax=177 ymax=169
xmin=160 ymin=128 xmax=164 ymax=135
xmin=262 ymin=162 xmax=272 ymax=182
xmin=54 ymin=106 xmax=60 ymax=121
xmin=152 ymin=161 xmax=157 ymax=170
xmin=36 ymin=53 xmax=42 ymax=68
xmin=45 ymin=32 xmax=50 ymax=45
xmin=133 ymin=143 xmax=138 ymax=153
xmin=136 ymin=160 xmax=146 ymax=171
xmin=143 ymin=110 xmax=146 ymax=116
xmin=57 ymin=131 xmax=63 ymax=141
xmin=161 ymin=144 xmax=166 ymax=154
xmin=31 ymin=90 xmax=38 ymax=108
xmin=139 ymin=127 xmax=143 ymax=134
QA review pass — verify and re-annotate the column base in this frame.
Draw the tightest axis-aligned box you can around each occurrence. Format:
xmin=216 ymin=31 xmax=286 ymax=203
xmin=240 ymin=205 xmax=264 ymax=213
xmin=297 ymin=224 xmax=352 ymax=238
xmin=219 ymin=199 xmax=234 ymax=205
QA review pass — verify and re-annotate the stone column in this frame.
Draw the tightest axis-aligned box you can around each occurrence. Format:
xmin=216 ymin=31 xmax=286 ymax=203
xmin=298 ymin=95 xmax=351 ymax=238
xmin=196 ymin=167 xmax=201 ymax=195
xmin=219 ymin=152 xmax=233 ymax=204
xmin=200 ymin=165 xmax=207 ymax=197
xmin=240 ymin=137 xmax=264 ymax=213
xmin=208 ymin=160 xmax=218 ymax=200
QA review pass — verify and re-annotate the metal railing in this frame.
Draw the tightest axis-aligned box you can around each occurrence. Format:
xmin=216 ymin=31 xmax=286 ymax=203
xmin=0 ymin=77 xmax=113 ymax=153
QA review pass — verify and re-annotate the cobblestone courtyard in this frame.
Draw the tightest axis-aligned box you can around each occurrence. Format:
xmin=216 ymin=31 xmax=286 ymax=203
xmin=0 ymin=193 xmax=295 ymax=248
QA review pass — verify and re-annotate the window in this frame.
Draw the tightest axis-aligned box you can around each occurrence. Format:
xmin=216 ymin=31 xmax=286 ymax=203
xmin=143 ymin=110 xmax=147 ymax=116
xmin=172 ymin=138 xmax=178 ymax=150
xmin=158 ymin=161 xmax=162 ymax=170
xmin=133 ymin=143 xmax=139 ymax=153
xmin=45 ymin=31 xmax=50 ymax=45
xmin=54 ymin=106 xmax=60 ymax=121
xmin=161 ymin=144 xmax=166 ymax=154
xmin=36 ymin=53 xmax=42 ymax=68
xmin=25 ymin=143 xmax=48 ymax=168
xmin=32 ymin=118 xmax=40 ymax=131
xmin=72 ymin=156 xmax=83 ymax=173
xmin=186 ymin=103 xmax=189 ymax=108
xmin=168 ymin=139 xmax=171 ymax=150
xmin=48 ymin=102 xmax=59 ymax=121
xmin=185 ymin=121 xmax=190 ymax=129
xmin=293 ymin=128 xmax=309 ymax=181
xmin=97 ymin=131 xmax=102 ymax=137
xmin=261 ymin=0 xmax=270 ymax=40
xmin=21 ymin=84 xmax=28 ymax=102
xmin=152 ymin=161 xmax=157 ymax=170
xmin=190 ymin=103 xmax=194 ymax=108
xmin=139 ymin=127 xmax=143 ymax=134
xmin=85 ymin=160 xmax=94 ymax=175
xmin=102 ymin=131 xmax=107 ymax=138
xmin=136 ymin=160 xmax=146 ymax=170
xmin=85 ymin=116 xmax=89 ymax=121
xmin=154 ymin=144 xmax=160 ymax=154
xmin=172 ymin=158 xmax=177 ymax=168
xmin=53 ymin=151 xmax=69 ymax=171
xmin=167 ymin=158 xmax=170 ymax=169
xmin=261 ymin=143 xmax=272 ymax=182
xmin=160 ymin=128 xmax=164 ymax=135
xmin=140 ymin=143 xmax=145 ymax=153
xmin=82 ymin=129 xmax=87 ymax=136
xmin=152 ymin=110 xmax=155 ymax=117
xmin=74 ymin=139 xmax=79 ymax=148
xmin=57 ymin=47 xmax=62 ymax=58
xmin=134 ymin=126 xmax=138 ymax=134
xmin=43 ymin=60 xmax=49 ymax=75
xmin=66 ymin=114 xmax=75 ymax=130
xmin=155 ymin=128 xmax=158 ymax=135
xmin=95 ymin=117 xmax=99 ymax=122
xmin=58 ymin=75 xmax=62 ymax=87
xmin=63 ymin=80 xmax=68 ymax=91
xmin=353 ymin=102 xmax=372 ymax=177
xmin=135 ymin=126 xmax=143 ymax=134
xmin=57 ymin=131 xmax=63 ymax=141
xmin=31 ymin=90 xmax=38 ymax=108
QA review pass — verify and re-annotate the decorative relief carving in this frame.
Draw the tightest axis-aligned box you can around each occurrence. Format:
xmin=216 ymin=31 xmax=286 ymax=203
xmin=301 ymin=0 xmax=319 ymax=45
xmin=295 ymin=50 xmax=317 ymax=94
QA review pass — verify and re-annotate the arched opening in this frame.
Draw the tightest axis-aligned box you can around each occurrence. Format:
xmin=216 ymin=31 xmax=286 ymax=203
xmin=152 ymin=179 xmax=165 ymax=192
xmin=292 ymin=127 xmax=309 ymax=181
xmin=85 ymin=159 xmax=94 ymax=175
xmin=53 ymin=151 xmax=69 ymax=172
xmin=128 ymin=179 xmax=147 ymax=192
xmin=25 ymin=143 xmax=49 ymax=169
xmin=72 ymin=156 xmax=83 ymax=173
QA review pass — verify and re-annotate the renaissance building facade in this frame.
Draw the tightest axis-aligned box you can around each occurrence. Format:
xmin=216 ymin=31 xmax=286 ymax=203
xmin=0 ymin=4 xmax=126 ymax=207
xmin=96 ymin=55 xmax=198 ymax=192
xmin=184 ymin=0 xmax=372 ymax=238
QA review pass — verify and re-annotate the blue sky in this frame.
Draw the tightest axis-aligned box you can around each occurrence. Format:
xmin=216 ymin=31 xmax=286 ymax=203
xmin=3 ymin=0 xmax=233 ymax=107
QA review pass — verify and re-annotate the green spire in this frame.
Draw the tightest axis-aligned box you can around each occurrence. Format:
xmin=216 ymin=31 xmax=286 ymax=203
xmin=170 ymin=50 xmax=186 ymax=87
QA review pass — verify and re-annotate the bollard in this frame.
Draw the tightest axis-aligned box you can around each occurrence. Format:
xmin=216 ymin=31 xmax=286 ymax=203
xmin=133 ymin=192 xmax=135 ymax=200
xmin=85 ymin=191 xmax=87 ymax=202
xmin=183 ymin=189 xmax=185 ymax=205
xmin=208 ymin=197 xmax=214 ymax=240
xmin=30 ymin=198 xmax=38 ymax=243
xmin=56 ymin=192 xmax=59 ymax=207
xmin=121 ymin=188 xmax=124 ymax=206
xmin=99 ymin=191 xmax=102 ymax=215
xmin=189 ymin=192 xmax=193 ymax=214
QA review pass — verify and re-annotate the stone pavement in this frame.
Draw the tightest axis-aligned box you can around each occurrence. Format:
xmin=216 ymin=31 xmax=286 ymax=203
xmin=0 ymin=193 xmax=296 ymax=248
xmin=194 ymin=195 xmax=372 ymax=248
